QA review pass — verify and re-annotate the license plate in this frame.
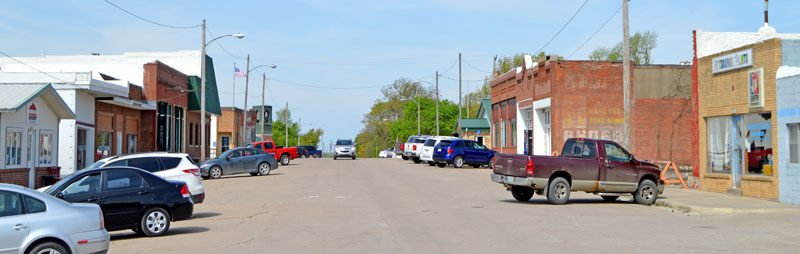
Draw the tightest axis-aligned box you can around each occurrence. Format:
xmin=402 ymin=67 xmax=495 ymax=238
xmin=437 ymin=148 xmax=442 ymax=152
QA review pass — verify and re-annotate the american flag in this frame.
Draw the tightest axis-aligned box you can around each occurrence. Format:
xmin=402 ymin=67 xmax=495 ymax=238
xmin=234 ymin=67 xmax=246 ymax=77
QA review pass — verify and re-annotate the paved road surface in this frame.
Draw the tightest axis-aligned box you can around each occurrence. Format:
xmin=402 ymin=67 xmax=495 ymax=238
xmin=110 ymin=158 xmax=800 ymax=253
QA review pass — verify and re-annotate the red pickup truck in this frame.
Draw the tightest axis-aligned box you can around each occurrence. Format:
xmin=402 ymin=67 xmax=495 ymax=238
xmin=247 ymin=141 xmax=299 ymax=165
xmin=491 ymin=138 xmax=665 ymax=205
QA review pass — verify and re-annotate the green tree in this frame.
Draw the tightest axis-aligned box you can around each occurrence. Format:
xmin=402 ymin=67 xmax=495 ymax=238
xmin=272 ymin=108 xmax=323 ymax=148
xmin=588 ymin=30 xmax=658 ymax=64
xmin=461 ymin=79 xmax=491 ymax=119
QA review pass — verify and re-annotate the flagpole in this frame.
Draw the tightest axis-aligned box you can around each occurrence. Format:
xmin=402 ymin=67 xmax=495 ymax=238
xmin=232 ymin=63 xmax=236 ymax=148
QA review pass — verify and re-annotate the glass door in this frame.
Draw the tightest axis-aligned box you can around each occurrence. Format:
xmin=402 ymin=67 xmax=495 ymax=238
xmin=27 ymin=129 xmax=36 ymax=188
xmin=732 ymin=116 xmax=745 ymax=189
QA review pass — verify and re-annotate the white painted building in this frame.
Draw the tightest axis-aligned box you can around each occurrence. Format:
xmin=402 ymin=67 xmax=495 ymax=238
xmin=0 ymin=72 xmax=142 ymax=176
xmin=210 ymin=115 xmax=218 ymax=158
xmin=0 ymin=84 xmax=74 ymax=188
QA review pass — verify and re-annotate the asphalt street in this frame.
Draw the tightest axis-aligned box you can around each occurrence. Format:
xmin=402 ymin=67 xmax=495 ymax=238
xmin=109 ymin=158 xmax=800 ymax=253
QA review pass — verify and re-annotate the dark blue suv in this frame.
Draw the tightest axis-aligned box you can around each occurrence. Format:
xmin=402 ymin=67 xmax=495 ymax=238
xmin=432 ymin=139 xmax=496 ymax=168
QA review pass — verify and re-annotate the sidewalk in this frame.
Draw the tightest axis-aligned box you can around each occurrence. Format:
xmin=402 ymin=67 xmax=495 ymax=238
xmin=655 ymin=187 xmax=800 ymax=215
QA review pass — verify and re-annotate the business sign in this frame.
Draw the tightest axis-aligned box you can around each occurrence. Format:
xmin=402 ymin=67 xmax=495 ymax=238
xmin=749 ymin=68 xmax=765 ymax=109
xmin=27 ymin=103 xmax=37 ymax=124
xmin=712 ymin=48 xmax=753 ymax=74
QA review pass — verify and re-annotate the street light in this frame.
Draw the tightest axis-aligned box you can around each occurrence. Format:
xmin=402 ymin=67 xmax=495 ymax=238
xmin=201 ymin=19 xmax=244 ymax=162
xmin=243 ymin=59 xmax=277 ymax=144
xmin=258 ymin=67 xmax=276 ymax=142
xmin=414 ymin=78 xmax=439 ymax=136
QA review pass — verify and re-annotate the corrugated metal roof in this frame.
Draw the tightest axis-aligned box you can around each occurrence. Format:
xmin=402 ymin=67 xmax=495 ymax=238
xmin=458 ymin=118 xmax=491 ymax=130
xmin=187 ymin=55 xmax=222 ymax=116
xmin=0 ymin=83 xmax=49 ymax=112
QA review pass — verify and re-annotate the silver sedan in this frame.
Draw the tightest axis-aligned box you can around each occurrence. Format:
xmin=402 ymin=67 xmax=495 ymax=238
xmin=0 ymin=183 xmax=109 ymax=254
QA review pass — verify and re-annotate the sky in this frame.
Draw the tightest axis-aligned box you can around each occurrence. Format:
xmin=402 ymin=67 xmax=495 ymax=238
xmin=2 ymin=0 xmax=800 ymax=148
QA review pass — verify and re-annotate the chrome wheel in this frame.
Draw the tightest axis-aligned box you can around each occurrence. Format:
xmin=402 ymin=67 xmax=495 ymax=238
xmin=281 ymin=155 xmax=290 ymax=165
xmin=210 ymin=167 xmax=222 ymax=179
xmin=639 ymin=185 xmax=654 ymax=201
xmin=36 ymin=249 xmax=62 ymax=254
xmin=146 ymin=211 xmax=168 ymax=234
xmin=554 ymin=182 xmax=568 ymax=200
xmin=258 ymin=163 xmax=271 ymax=175
xmin=454 ymin=156 xmax=464 ymax=168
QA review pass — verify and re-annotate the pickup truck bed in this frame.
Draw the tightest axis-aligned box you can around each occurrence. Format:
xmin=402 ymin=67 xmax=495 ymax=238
xmin=491 ymin=138 xmax=665 ymax=205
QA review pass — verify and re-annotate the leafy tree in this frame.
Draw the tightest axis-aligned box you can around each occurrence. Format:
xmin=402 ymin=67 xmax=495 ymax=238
xmin=588 ymin=31 xmax=658 ymax=64
xmin=273 ymin=107 xmax=323 ymax=148
xmin=461 ymin=79 xmax=490 ymax=118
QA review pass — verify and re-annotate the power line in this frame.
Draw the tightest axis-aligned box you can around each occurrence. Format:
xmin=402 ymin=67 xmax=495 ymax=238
xmin=533 ymin=0 xmax=589 ymax=55
xmin=462 ymin=58 xmax=491 ymax=74
xmin=205 ymin=27 xmax=247 ymax=60
xmin=269 ymin=78 xmax=385 ymax=90
xmin=568 ymin=5 xmax=623 ymax=59
xmin=103 ymin=0 xmax=201 ymax=29
xmin=0 ymin=50 xmax=71 ymax=83
xmin=438 ymin=74 xmax=486 ymax=82
xmin=439 ymin=58 xmax=459 ymax=75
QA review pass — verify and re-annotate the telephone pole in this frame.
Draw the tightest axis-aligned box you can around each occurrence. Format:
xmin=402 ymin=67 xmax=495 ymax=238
xmin=232 ymin=63 xmax=237 ymax=147
xmin=243 ymin=54 xmax=250 ymax=145
xmin=622 ymin=0 xmax=631 ymax=149
xmin=435 ymin=71 xmax=439 ymax=136
xmin=458 ymin=53 xmax=462 ymax=123
xmin=285 ymin=102 xmax=288 ymax=147
xmin=261 ymin=73 xmax=266 ymax=141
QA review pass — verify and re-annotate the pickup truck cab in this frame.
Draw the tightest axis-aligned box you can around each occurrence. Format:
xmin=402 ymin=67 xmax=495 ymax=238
xmin=404 ymin=135 xmax=430 ymax=163
xmin=491 ymin=138 xmax=665 ymax=205
xmin=247 ymin=141 xmax=298 ymax=165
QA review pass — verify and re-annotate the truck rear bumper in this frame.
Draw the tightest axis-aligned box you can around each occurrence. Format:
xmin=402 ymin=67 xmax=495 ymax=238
xmin=491 ymin=174 xmax=547 ymax=188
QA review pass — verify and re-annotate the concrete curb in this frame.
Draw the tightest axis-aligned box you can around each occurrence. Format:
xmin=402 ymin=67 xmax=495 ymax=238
xmin=655 ymin=199 xmax=775 ymax=215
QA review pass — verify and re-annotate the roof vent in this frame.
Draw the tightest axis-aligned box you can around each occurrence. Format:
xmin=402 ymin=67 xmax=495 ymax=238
xmin=91 ymin=53 xmax=100 ymax=56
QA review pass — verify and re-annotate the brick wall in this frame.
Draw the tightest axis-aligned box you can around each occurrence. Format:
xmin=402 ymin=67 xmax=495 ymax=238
xmin=143 ymin=61 xmax=189 ymax=108
xmin=697 ymin=38 xmax=782 ymax=200
xmin=0 ymin=167 xmax=60 ymax=189
xmin=632 ymin=98 xmax=693 ymax=165
xmin=96 ymin=101 xmax=142 ymax=157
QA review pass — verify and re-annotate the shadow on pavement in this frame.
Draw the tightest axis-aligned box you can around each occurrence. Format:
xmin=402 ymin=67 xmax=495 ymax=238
xmin=192 ymin=212 xmax=221 ymax=219
xmin=500 ymin=198 xmax=634 ymax=205
xmin=215 ymin=173 xmax=284 ymax=180
xmin=110 ymin=226 xmax=210 ymax=240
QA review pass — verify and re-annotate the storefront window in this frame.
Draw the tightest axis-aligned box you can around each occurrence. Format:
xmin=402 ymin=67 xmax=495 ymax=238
xmin=96 ymin=131 xmax=112 ymax=160
xmin=221 ymin=136 xmax=230 ymax=153
xmin=789 ymin=124 xmax=799 ymax=164
xmin=500 ymin=120 xmax=506 ymax=147
xmin=493 ymin=122 xmax=498 ymax=147
xmin=511 ymin=119 xmax=516 ymax=147
xmin=6 ymin=128 xmax=22 ymax=166
xmin=39 ymin=131 xmax=53 ymax=165
xmin=76 ymin=128 xmax=87 ymax=170
xmin=157 ymin=102 xmax=167 ymax=151
xmin=706 ymin=113 xmax=773 ymax=176
xmin=127 ymin=134 xmax=137 ymax=154
xmin=173 ymin=106 xmax=184 ymax=152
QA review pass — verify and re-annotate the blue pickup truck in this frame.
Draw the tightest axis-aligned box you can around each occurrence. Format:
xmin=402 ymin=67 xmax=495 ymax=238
xmin=298 ymin=145 xmax=323 ymax=158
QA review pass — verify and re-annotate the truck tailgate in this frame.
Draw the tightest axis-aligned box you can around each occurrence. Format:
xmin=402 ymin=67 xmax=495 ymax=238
xmin=493 ymin=153 xmax=530 ymax=177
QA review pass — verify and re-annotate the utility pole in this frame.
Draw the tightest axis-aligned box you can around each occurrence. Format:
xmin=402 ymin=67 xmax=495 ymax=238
xmin=232 ymin=63 xmax=237 ymax=147
xmin=435 ymin=71 xmax=439 ymax=136
xmin=243 ymin=54 xmax=250 ymax=145
xmin=261 ymin=73 xmax=266 ymax=141
xmin=622 ymin=0 xmax=631 ymax=149
xmin=458 ymin=53 xmax=462 ymax=123
xmin=297 ymin=118 xmax=301 ymax=147
xmin=200 ymin=19 xmax=207 ymax=162
xmin=285 ymin=102 xmax=288 ymax=147
xmin=417 ymin=96 xmax=420 ymax=135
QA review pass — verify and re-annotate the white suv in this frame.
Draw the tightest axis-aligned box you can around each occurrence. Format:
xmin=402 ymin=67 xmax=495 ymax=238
xmin=420 ymin=136 xmax=458 ymax=166
xmin=88 ymin=152 xmax=205 ymax=203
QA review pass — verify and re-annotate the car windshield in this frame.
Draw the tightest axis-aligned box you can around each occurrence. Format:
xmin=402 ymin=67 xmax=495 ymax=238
xmin=336 ymin=140 xmax=353 ymax=145
xmin=84 ymin=161 xmax=105 ymax=170
xmin=424 ymin=139 xmax=437 ymax=146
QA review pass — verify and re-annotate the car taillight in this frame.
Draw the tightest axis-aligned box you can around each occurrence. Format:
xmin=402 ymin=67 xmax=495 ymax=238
xmin=181 ymin=184 xmax=191 ymax=199
xmin=99 ymin=209 xmax=105 ymax=230
xmin=413 ymin=145 xmax=417 ymax=150
xmin=447 ymin=148 xmax=453 ymax=154
xmin=526 ymin=157 xmax=535 ymax=177
xmin=183 ymin=168 xmax=201 ymax=176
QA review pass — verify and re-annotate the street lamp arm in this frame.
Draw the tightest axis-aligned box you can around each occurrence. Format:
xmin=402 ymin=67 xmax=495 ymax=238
xmin=205 ymin=33 xmax=245 ymax=47
xmin=249 ymin=64 xmax=277 ymax=72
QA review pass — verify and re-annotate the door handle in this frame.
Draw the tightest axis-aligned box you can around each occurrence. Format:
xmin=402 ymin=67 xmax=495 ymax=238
xmin=87 ymin=197 xmax=100 ymax=202
xmin=138 ymin=190 xmax=149 ymax=195
xmin=13 ymin=224 xmax=27 ymax=231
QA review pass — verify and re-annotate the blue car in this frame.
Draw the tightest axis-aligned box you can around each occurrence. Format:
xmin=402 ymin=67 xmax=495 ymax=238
xmin=432 ymin=139 xmax=496 ymax=168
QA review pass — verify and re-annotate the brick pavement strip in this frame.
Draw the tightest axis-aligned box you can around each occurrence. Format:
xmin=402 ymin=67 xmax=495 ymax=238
xmin=109 ymin=158 xmax=800 ymax=253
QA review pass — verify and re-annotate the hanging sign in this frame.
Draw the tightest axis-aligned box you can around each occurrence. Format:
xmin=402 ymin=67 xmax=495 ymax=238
xmin=27 ymin=103 xmax=38 ymax=124
xmin=712 ymin=48 xmax=753 ymax=74
xmin=749 ymin=67 xmax=765 ymax=109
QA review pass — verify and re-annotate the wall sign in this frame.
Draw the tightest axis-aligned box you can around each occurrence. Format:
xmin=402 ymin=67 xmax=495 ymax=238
xmin=712 ymin=48 xmax=753 ymax=74
xmin=27 ymin=103 xmax=38 ymax=124
xmin=749 ymin=67 xmax=765 ymax=109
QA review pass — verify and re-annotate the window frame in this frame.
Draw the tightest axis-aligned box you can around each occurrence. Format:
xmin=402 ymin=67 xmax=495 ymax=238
xmin=6 ymin=128 xmax=23 ymax=166
xmin=790 ymin=123 xmax=800 ymax=164
xmin=105 ymin=170 xmax=145 ymax=191
xmin=23 ymin=195 xmax=46 ymax=214
xmin=0 ymin=190 xmax=23 ymax=218
xmin=604 ymin=143 xmax=629 ymax=162
xmin=38 ymin=130 xmax=54 ymax=166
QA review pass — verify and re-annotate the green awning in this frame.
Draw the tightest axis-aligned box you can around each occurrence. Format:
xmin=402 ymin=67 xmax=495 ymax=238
xmin=458 ymin=118 xmax=490 ymax=131
xmin=188 ymin=55 xmax=222 ymax=116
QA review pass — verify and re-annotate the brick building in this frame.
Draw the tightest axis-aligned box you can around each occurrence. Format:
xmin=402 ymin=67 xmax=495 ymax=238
xmin=455 ymin=98 xmax=492 ymax=148
xmin=215 ymin=107 xmax=250 ymax=155
xmin=693 ymin=25 xmax=800 ymax=202
xmin=490 ymin=55 xmax=693 ymax=165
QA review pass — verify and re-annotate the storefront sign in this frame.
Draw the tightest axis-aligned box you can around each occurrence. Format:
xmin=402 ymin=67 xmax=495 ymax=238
xmin=27 ymin=103 xmax=37 ymax=124
xmin=749 ymin=68 xmax=765 ymax=108
xmin=712 ymin=48 xmax=753 ymax=74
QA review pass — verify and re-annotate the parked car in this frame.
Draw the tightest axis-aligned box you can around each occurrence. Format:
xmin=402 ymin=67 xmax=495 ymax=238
xmin=1 ymin=183 xmax=110 ymax=254
xmin=420 ymin=136 xmax=458 ymax=166
xmin=247 ymin=141 xmax=299 ymax=165
xmin=394 ymin=142 xmax=406 ymax=160
xmin=432 ymin=139 xmax=496 ymax=168
xmin=379 ymin=148 xmax=395 ymax=158
xmin=198 ymin=147 xmax=278 ymax=179
xmin=87 ymin=152 xmax=205 ymax=203
xmin=299 ymin=145 xmax=323 ymax=158
xmin=333 ymin=139 xmax=356 ymax=160
xmin=491 ymin=138 xmax=665 ymax=205
xmin=43 ymin=167 xmax=193 ymax=237
xmin=404 ymin=135 xmax=430 ymax=163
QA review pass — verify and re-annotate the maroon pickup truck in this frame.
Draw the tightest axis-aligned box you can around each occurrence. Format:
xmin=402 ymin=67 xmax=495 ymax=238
xmin=491 ymin=138 xmax=665 ymax=205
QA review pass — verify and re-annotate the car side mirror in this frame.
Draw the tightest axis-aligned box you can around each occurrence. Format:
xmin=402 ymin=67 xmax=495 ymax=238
xmin=225 ymin=157 xmax=230 ymax=161
xmin=629 ymin=154 xmax=636 ymax=163
xmin=56 ymin=192 xmax=64 ymax=199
